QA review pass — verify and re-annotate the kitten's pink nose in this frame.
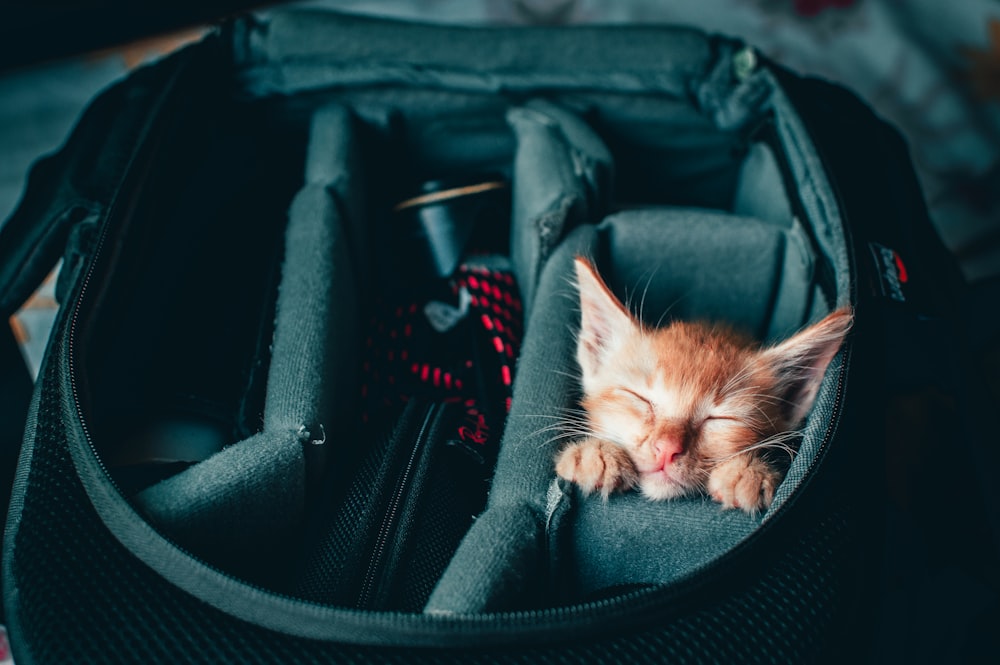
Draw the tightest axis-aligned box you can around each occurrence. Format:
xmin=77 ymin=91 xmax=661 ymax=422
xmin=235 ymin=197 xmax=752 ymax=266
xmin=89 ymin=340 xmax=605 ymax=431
xmin=654 ymin=438 xmax=685 ymax=468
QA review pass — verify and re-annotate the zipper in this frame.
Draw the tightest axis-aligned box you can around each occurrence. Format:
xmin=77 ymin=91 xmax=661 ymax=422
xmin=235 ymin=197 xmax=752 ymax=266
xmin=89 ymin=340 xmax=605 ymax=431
xmin=356 ymin=402 xmax=438 ymax=609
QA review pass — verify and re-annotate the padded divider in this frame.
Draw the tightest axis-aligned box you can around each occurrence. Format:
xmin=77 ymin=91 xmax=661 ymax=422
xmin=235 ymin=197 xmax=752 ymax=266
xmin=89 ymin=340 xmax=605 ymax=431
xmin=507 ymin=101 xmax=612 ymax=312
xmin=264 ymin=102 xmax=362 ymax=439
xmin=301 ymin=103 xmax=369 ymax=293
xmin=559 ymin=483 xmax=756 ymax=599
xmin=425 ymin=225 xmax=599 ymax=614
xmin=424 ymin=504 xmax=547 ymax=614
xmin=769 ymin=218 xmax=820 ymax=342
xmin=132 ymin=430 xmax=305 ymax=584
xmin=488 ymin=225 xmax=600 ymax=506
xmin=732 ymin=142 xmax=793 ymax=227
xmin=598 ymin=208 xmax=814 ymax=341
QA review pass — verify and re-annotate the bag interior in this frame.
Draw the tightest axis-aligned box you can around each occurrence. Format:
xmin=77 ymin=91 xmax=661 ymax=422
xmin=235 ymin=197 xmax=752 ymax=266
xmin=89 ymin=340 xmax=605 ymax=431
xmin=78 ymin=12 xmax=851 ymax=614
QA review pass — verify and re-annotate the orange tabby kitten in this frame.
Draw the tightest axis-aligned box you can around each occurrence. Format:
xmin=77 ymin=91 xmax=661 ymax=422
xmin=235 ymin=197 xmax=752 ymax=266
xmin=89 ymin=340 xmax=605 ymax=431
xmin=555 ymin=258 xmax=852 ymax=514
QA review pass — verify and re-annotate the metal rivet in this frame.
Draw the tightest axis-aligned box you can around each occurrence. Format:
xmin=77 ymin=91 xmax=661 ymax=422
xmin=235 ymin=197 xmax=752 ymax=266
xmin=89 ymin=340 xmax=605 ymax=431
xmin=297 ymin=424 xmax=326 ymax=445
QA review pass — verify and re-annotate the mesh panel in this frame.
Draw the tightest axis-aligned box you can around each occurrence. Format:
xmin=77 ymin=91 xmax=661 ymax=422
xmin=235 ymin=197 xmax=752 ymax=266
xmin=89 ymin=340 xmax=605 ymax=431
xmin=388 ymin=443 xmax=489 ymax=611
xmin=10 ymin=352 xmax=856 ymax=664
xmin=293 ymin=418 xmax=397 ymax=605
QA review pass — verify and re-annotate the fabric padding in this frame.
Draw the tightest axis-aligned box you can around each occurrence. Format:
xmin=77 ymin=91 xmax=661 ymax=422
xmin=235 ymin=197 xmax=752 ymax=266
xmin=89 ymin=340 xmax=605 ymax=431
xmin=599 ymin=208 xmax=814 ymax=341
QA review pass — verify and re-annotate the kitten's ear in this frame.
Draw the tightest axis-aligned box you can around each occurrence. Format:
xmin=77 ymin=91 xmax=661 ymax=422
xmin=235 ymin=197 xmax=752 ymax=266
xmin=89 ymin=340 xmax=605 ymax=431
xmin=574 ymin=257 xmax=637 ymax=377
xmin=757 ymin=307 xmax=853 ymax=426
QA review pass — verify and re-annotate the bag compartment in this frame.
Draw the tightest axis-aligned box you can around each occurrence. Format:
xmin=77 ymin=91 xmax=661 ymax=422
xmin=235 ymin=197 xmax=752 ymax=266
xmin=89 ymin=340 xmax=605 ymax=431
xmin=293 ymin=398 xmax=493 ymax=610
xmin=83 ymin=96 xmax=305 ymax=496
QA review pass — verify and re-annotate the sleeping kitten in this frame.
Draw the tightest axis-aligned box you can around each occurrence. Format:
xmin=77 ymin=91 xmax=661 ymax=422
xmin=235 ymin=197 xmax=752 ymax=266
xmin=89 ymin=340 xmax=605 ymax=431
xmin=555 ymin=258 xmax=852 ymax=514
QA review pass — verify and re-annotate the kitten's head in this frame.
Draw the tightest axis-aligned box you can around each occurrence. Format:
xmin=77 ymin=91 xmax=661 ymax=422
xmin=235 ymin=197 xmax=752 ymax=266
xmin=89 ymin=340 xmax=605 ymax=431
xmin=573 ymin=257 xmax=852 ymax=501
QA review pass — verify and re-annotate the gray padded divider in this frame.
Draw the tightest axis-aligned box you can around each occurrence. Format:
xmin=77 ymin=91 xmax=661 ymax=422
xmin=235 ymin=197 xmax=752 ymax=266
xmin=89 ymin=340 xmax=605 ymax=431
xmin=425 ymin=225 xmax=599 ymax=614
xmin=732 ymin=142 xmax=793 ymax=227
xmin=769 ymin=218 xmax=819 ymax=342
xmin=599 ymin=208 xmax=814 ymax=341
xmin=562 ymin=486 xmax=756 ymax=598
xmin=489 ymin=224 xmax=600 ymax=506
xmin=300 ymin=103 xmax=369 ymax=300
xmin=507 ymin=101 xmax=612 ymax=312
xmin=263 ymin=187 xmax=357 ymax=433
xmin=264 ymin=104 xmax=361 ymax=436
xmin=133 ymin=430 xmax=305 ymax=560
xmin=424 ymin=504 xmax=547 ymax=615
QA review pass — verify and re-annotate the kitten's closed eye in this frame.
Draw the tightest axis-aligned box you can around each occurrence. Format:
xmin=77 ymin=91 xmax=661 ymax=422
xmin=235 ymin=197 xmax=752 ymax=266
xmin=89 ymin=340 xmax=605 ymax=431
xmin=554 ymin=257 xmax=852 ymax=514
xmin=608 ymin=388 xmax=654 ymax=419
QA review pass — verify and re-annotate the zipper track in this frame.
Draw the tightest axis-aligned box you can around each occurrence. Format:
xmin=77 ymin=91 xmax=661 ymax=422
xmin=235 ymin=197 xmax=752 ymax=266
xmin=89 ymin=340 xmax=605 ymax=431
xmin=58 ymin=55 xmax=856 ymax=647
xmin=357 ymin=403 xmax=437 ymax=609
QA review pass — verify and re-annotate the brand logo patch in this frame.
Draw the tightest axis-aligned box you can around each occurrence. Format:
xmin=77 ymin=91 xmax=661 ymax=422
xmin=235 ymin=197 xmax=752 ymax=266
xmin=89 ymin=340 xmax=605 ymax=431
xmin=869 ymin=243 xmax=908 ymax=302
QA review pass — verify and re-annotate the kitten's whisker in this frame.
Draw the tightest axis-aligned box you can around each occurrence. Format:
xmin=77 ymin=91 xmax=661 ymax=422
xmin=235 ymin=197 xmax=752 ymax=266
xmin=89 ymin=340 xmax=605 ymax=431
xmin=691 ymin=464 xmax=713 ymax=481
xmin=513 ymin=413 xmax=582 ymax=421
xmin=749 ymin=404 xmax=776 ymax=429
xmin=726 ymin=391 xmax=787 ymax=405
xmin=705 ymin=433 xmax=800 ymax=465
xmin=539 ymin=432 xmax=594 ymax=447
xmin=521 ymin=413 xmax=591 ymax=431
xmin=632 ymin=265 xmax=661 ymax=326
xmin=738 ymin=432 xmax=801 ymax=461
xmin=654 ymin=291 xmax=689 ymax=329
xmin=513 ymin=404 xmax=590 ymax=418
xmin=719 ymin=364 xmax=759 ymax=396
xmin=536 ymin=431 xmax=601 ymax=449
xmin=527 ymin=423 xmax=594 ymax=437
xmin=526 ymin=424 xmax=574 ymax=437
xmin=557 ymin=405 xmax=590 ymax=414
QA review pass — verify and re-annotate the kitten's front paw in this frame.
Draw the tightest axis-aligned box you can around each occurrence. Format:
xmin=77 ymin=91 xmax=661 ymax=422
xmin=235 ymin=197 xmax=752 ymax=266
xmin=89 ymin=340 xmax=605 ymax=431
xmin=707 ymin=456 xmax=779 ymax=514
xmin=555 ymin=438 xmax=637 ymax=499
